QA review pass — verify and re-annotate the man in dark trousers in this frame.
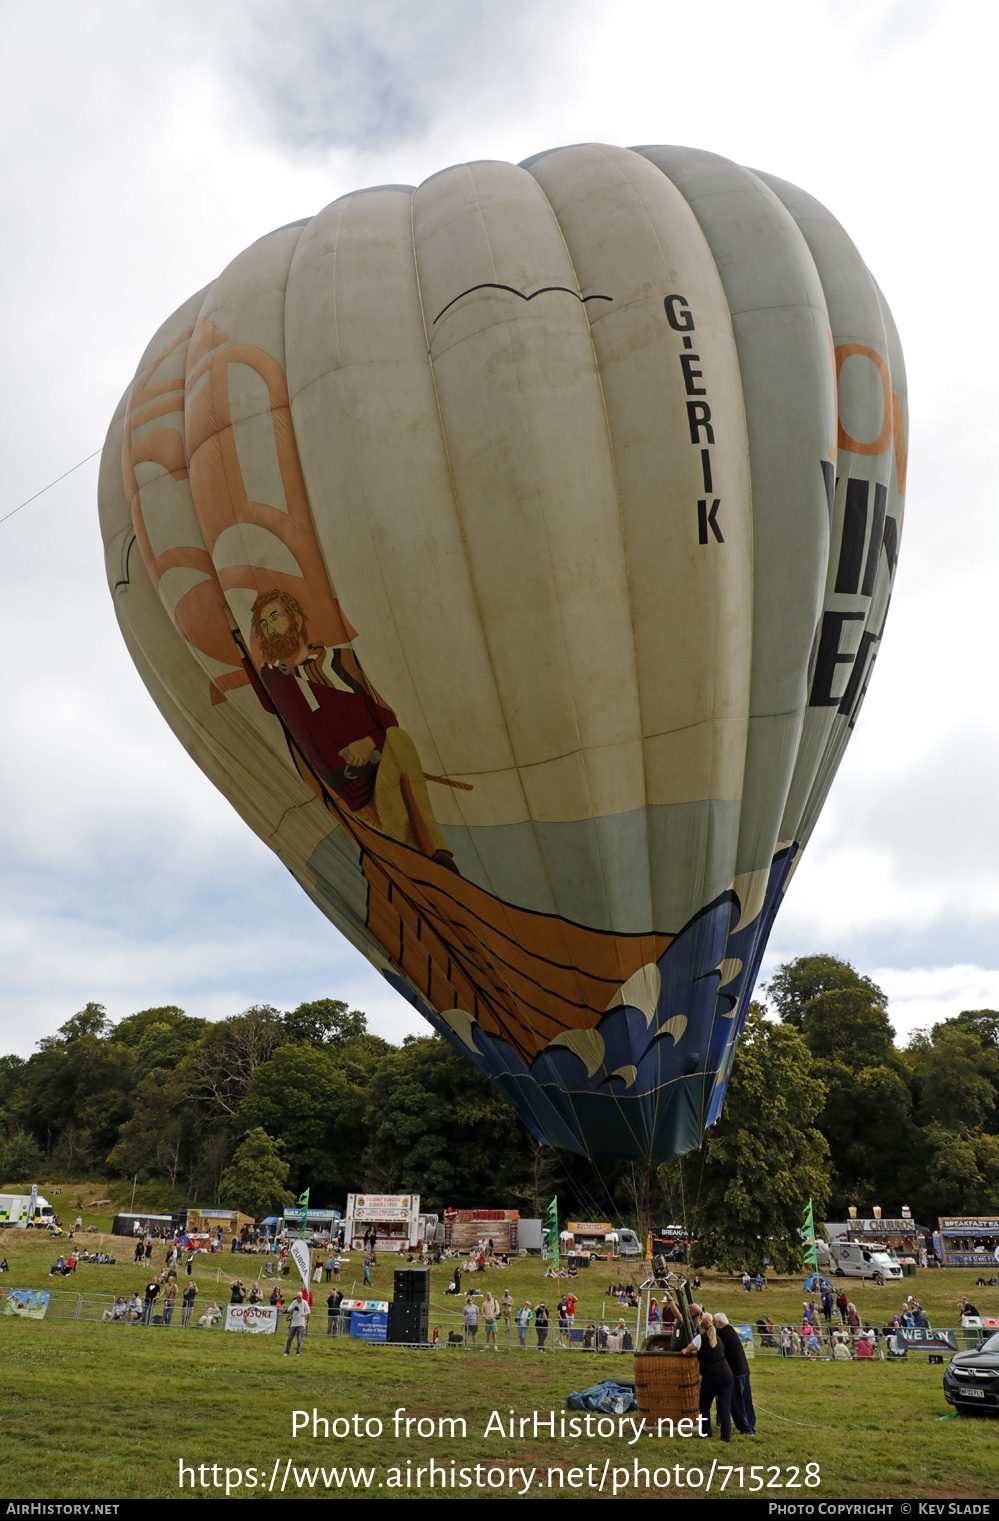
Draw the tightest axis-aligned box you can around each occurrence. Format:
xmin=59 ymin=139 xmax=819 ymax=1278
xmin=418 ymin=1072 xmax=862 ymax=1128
xmin=713 ymin=1313 xmax=756 ymax=1436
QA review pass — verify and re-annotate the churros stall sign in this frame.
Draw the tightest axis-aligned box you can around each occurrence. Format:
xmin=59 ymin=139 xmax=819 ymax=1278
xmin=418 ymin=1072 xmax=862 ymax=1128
xmin=224 ymin=1303 xmax=278 ymax=1334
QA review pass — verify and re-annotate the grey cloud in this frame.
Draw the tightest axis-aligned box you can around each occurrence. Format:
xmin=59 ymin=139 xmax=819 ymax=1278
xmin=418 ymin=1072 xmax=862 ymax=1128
xmin=223 ymin=0 xmax=565 ymax=153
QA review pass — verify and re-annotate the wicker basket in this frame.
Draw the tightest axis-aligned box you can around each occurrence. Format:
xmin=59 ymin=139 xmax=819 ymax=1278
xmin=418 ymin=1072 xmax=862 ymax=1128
xmin=634 ymin=1337 xmax=701 ymax=1425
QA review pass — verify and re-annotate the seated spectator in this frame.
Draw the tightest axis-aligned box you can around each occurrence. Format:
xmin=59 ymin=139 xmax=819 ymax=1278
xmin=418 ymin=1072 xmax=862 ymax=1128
xmin=855 ymin=1333 xmax=875 ymax=1359
xmin=125 ymin=1293 xmax=143 ymax=1324
xmin=196 ymin=1303 xmax=223 ymax=1329
xmin=832 ymin=1339 xmax=852 ymax=1360
xmin=102 ymin=1297 xmax=128 ymax=1323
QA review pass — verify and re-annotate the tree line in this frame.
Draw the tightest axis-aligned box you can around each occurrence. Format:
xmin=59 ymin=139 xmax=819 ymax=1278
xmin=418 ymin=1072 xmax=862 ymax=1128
xmin=0 ymin=955 xmax=996 ymax=1270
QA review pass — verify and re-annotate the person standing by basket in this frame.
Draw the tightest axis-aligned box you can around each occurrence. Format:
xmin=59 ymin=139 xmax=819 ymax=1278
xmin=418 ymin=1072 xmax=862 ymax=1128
xmin=683 ymin=1313 xmax=733 ymax=1441
xmin=713 ymin=1313 xmax=755 ymax=1435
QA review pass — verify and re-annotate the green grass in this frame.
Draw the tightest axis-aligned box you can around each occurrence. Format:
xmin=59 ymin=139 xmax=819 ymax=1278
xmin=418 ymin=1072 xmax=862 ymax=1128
xmin=2 ymin=1207 xmax=998 ymax=1501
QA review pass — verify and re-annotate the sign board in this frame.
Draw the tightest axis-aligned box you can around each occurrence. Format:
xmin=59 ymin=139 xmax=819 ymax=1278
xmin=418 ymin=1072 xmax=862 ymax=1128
xmin=344 ymin=1195 xmax=422 ymax=1252
xmin=4 ymin=1289 xmax=50 ymax=1319
xmin=350 ymin=1309 xmax=388 ymax=1342
xmin=282 ymin=1208 xmax=341 ymax=1223
xmin=349 ymin=1195 xmax=415 ymax=1222
xmin=443 ymin=1209 xmax=520 ymax=1254
xmin=224 ymin=1304 xmax=278 ymax=1334
xmin=566 ymin=1222 xmax=612 ymax=1236
xmin=737 ymin=1324 xmax=755 ymax=1360
xmin=939 ymin=1217 xmax=999 ymax=1232
xmin=899 ymin=1328 xmax=958 ymax=1351
xmin=290 ymin=1239 xmax=312 ymax=1289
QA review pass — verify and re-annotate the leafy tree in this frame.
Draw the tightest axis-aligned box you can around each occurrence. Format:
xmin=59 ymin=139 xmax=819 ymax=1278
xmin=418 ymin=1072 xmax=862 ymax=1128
xmin=915 ymin=1125 xmax=999 ymax=1218
xmin=0 ymin=1131 xmax=45 ymax=1184
xmin=809 ymin=1056 xmax=922 ymax=1218
xmin=109 ymin=1007 xmax=208 ymax=1082
xmin=362 ymin=1036 xmax=535 ymax=1211
xmin=237 ymin=1044 xmax=366 ymax=1200
xmin=107 ymin=1068 xmax=195 ymax=1186
xmin=684 ymin=1005 xmax=831 ymax=1273
xmin=16 ymin=1004 xmax=132 ymax=1169
xmin=334 ymin=1033 xmax=394 ymax=1088
xmin=218 ymin=1128 xmax=294 ymax=1219
xmin=801 ymin=987 xmax=895 ymax=1067
xmin=0 ymin=1054 xmax=25 ymax=1109
xmin=947 ymin=1010 xmax=999 ymax=1051
xmin=909 ymin=1024 xmax=998 ymax=1132
xmin=187 ymin=1006 xmax=287 ymax=1120
xmin=283 ymin=999 xmax=367 ymax=1049
xmin=764 ymin=956 xmax=885 ymax=1030
xmin=109 ymin=1006 xmax=187 ymax=1044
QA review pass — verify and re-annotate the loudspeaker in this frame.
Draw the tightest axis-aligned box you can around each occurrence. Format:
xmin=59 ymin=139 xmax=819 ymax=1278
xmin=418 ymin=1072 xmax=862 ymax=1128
xmin=393 ymin=1267 xmax=430 ymax=1304
xmin=387 ymin=1302 xmax=429 ymax=1344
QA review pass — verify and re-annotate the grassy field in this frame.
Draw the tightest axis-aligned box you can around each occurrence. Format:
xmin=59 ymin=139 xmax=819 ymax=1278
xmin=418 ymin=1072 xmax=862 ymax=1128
xmin=2 ymin=1202 xmax=998 ymax=1502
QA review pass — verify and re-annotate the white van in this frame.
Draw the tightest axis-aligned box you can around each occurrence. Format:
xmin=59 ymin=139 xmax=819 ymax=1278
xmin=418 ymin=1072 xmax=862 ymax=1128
xmin=819 ymin=1239 xmax=902 ymax=1280
xmin=0 ymin=1192 xmax=55 ymax=1228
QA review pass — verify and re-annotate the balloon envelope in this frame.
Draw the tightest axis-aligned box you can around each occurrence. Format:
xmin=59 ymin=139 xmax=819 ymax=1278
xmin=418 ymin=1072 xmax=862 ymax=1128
xmin=99 ymin=144 xmax=906 ymax=1161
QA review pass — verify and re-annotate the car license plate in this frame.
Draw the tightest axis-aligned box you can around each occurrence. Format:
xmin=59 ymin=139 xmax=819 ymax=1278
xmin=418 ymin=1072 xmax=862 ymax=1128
xmin=958 ymin=1387 xmax=985 ymax=1398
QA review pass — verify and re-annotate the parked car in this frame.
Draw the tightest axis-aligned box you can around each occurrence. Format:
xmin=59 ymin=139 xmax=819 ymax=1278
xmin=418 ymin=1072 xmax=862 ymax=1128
xmin=943 ymin=1330 xmax=999 ymax=1414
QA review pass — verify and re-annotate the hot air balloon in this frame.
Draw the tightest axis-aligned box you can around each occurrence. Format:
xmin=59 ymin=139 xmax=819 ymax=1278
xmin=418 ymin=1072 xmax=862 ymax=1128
xmin=98 ymin=144 xmax=906 ymax=1162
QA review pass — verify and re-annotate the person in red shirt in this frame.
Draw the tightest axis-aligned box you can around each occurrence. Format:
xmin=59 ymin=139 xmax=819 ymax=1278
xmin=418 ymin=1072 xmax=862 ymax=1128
xmin=236 ymin=592 xmax=458 ymax=872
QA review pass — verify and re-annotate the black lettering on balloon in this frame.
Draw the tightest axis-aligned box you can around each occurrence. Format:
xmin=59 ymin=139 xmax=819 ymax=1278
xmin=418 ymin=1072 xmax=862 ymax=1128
xmin=698 ymin=499 xmax=724 ymax=543
xmin=680 ymin=354 xmax=706 ymax=396
xmin=837 ymin=628 xmax=879 ymax=717
xmin=861 ymin=482 xmax=888 ymax=597
xmin=882 ymin=513 xmax=899 ymax=576
xmin=701 ymin=449 xmax=713 ymax=493
xmin=835 ymin=478 xmax=869 ymax=594
xmin=820 ymin=460 xmax=835 ymax=529
xmin=664 ymin=293 xmax=695 ymax=330
xmin=809 ymin=611 xmax=864 ymax=707
xmin=682 ymin=335 xmax=693 ymax=350
xmin=687 ymin=402 xmax=714 ymax=444
xmin=847 ymin=593 xmax=892 ymax=729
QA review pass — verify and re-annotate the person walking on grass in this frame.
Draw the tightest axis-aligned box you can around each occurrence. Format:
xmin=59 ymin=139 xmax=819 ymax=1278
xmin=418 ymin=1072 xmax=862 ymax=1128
xmin=284 ymin=1292 xmax=310 ymax=1357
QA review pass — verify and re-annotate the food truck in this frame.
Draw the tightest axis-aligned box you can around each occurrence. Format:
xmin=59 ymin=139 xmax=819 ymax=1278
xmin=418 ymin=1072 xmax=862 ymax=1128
xmin=440 ymin=1208 xmax=519 ymax=1254
xmin=186 ymin=1206 xmax=257 ymax=1238
xmin=933 ymin=1216 xmax=999 ymax=1268
xmin=564 ymin=1221 xmax=643 ymax=1260
xmin=822 ymin=1216 xmax=931 ymax=1265
xmin=343 ymin=1194 xmax=436 ymax=1253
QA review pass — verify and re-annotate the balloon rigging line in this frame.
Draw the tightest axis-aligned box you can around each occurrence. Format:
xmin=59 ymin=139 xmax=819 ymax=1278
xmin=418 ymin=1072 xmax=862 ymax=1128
xmin=753 ymin=1405 xmax=824 ymax=1429
xmin=0 ymin=448 xmax=102 ymax=527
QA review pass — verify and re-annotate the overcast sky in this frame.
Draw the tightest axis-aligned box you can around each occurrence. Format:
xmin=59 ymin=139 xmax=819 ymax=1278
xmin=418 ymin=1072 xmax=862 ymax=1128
xmin=2 ymin=0 xmax=995 ymax=1058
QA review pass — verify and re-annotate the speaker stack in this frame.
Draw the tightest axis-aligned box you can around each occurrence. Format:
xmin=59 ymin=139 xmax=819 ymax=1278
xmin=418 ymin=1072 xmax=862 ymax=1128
xmin=387 ymin=1266 xmax=430 ymax=1344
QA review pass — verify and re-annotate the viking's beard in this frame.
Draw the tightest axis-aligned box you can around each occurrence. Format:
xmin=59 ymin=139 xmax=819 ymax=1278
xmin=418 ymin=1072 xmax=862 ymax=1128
xmin=258 ymin=621 xmax=303 ymax=664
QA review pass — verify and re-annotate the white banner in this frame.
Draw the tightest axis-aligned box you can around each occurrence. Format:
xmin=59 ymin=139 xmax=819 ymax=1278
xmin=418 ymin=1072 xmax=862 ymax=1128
xmin=224 ymin=1304 xmax=278 ymax=1334
xmin=290 ymin=1237 xmax=312 ymax=1289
